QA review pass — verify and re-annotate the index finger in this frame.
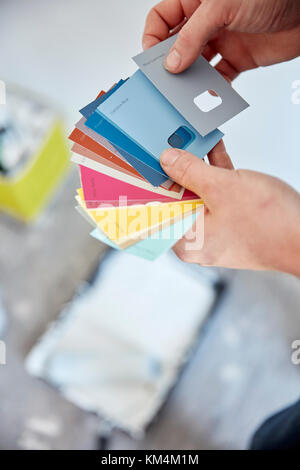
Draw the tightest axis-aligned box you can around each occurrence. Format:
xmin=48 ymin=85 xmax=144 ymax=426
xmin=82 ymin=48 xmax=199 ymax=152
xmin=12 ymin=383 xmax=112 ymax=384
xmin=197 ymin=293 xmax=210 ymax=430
xmin=142 ymin=0 xmax=201 ymax=50
xmin=207 ymin=140 xmax=234 ymax=170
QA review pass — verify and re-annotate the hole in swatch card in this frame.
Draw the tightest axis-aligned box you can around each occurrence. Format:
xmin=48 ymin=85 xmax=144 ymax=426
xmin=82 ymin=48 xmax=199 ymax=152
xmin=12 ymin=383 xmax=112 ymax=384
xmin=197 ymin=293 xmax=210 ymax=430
xmin=194 ymin=90 xmax=222 ymax=112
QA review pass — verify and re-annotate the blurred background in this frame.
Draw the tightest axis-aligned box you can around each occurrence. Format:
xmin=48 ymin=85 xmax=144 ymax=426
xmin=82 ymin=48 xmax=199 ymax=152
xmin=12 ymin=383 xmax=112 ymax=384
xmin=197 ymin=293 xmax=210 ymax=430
xmin=0 ymin=0 xmax=300 ymax=450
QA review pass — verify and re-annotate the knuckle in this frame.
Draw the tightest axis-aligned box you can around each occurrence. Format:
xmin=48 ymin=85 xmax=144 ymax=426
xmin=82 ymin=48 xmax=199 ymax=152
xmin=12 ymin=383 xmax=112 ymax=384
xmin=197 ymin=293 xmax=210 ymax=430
xmin=204 ymin=0 xmax=230 ymax=27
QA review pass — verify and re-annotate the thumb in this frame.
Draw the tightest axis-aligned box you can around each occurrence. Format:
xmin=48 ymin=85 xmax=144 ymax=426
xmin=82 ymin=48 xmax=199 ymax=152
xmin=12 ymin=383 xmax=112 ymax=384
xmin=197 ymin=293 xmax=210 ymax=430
xmin=165 ymin=0 xmax=238 ymax=73
xmin=160 ymin=147 xmax=229 ymax=208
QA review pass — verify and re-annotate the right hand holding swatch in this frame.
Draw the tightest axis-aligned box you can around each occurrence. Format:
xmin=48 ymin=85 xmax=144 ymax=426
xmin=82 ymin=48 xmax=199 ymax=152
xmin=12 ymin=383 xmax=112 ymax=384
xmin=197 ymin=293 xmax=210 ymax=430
xmin=143 ymin=0 xmax=300 ymax=80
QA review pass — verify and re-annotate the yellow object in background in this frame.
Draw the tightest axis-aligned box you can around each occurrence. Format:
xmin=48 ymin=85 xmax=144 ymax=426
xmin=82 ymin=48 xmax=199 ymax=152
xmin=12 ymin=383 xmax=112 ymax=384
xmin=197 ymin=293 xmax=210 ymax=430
xmin=0 ymin=121 xmax=69 ymax=221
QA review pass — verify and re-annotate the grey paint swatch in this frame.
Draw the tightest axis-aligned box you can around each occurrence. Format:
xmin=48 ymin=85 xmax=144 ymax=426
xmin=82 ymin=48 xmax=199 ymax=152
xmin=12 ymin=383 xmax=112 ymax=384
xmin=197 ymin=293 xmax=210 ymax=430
xmin=133 ymin=35 xmax=249 ymax=136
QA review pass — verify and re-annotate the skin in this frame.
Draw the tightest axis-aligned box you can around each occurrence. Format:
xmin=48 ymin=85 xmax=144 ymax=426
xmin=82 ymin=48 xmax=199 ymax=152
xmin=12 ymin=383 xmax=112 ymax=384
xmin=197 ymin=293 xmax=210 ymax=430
xmin=143 ymin=0 xmax=300 ymax=80
xmin=143 ymin=0 xmax=300 ymax=275
xmin=161 ymin=143 xmax=300 ymax=276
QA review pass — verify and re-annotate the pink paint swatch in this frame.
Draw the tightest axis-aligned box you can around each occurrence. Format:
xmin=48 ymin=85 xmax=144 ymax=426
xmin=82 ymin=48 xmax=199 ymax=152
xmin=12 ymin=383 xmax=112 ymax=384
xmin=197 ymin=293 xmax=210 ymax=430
xmin=80 ymin=165 xmax=198 ymax=208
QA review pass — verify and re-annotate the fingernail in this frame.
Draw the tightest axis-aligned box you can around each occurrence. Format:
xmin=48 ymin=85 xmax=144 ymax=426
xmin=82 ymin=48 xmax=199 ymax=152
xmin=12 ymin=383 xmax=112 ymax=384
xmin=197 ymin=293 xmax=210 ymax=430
xmin=165 ymin=49 xmax=181 ymax=71
xmin=161 ymin=149 xmax=181 ymax=167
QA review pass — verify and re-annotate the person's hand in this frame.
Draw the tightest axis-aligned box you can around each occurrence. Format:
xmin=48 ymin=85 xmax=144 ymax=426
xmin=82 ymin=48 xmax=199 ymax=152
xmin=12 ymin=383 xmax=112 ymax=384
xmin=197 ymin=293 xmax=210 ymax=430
xmin=143 ymin=0 xmax=300 ymax=80
xmin=160 ymin=142 xmax=300 ymax=276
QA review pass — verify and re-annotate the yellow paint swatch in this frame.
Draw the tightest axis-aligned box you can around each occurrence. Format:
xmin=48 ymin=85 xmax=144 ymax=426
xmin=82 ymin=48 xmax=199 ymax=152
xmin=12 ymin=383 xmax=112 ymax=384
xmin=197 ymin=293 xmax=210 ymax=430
xmin=77 ymin=188 xmax=203 ymax=248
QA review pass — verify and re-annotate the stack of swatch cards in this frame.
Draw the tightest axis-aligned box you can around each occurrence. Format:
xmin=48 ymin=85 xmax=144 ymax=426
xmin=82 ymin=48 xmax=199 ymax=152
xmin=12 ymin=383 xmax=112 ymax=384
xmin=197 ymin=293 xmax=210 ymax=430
xmin=69 ymin=35 xmax=248 ymax=261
